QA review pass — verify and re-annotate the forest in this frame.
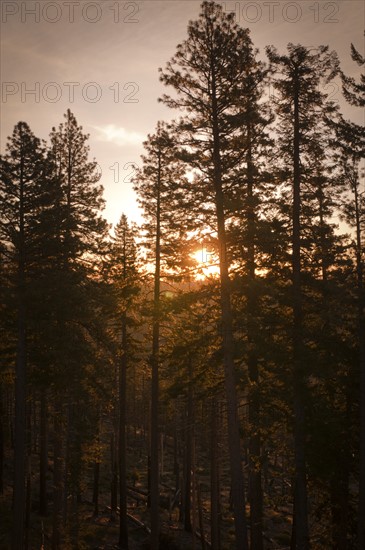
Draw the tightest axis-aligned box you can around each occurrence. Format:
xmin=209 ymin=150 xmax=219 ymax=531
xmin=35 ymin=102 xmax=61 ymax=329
xmin=0 ymin=2 xmax=364 ymax=549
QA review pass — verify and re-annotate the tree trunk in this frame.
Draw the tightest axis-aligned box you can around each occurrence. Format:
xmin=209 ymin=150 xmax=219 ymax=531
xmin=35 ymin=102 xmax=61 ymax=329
xmin=150 ymin=148 xmax=162 ymax=550
xmin=93 ymin=461 xmax=100 ymax=517
xmin=359 ymin=327 xmax=365 ymax=550
xmin=52 ymin=400 xmax=64 ymax=550
xmin=111 ymin=432 xmax=118 ymax=520
xmin=330 ymin=468 xmax=349 ymax=549
xmin=318 ymin=181 xmax=350 ymax=548
xmin=291 ymin=70 xmax=309 ymax=550
xmin=71 ymin=493 xmax=80 ymax=548
xmin=39 ymin=390 xmax=48 ymax=515
xmin=210 ymin=398 xmax=221 ymax=550
xmin=174 ymin=409 xmax=179 ymax=495
xmin=62 ymin=402 xmax=71 ymax=529
xmin=24 ymin=457 xmax=31 ymax=550
xmin=192 ymin=429 xmax=197 ymax=550
xmin=12 ymin=157 xmax=27 ymax=550
xmin=184 ymin=362 xmax=193 ymax=533
xmin=211 ymin=55 xmax=249 ymax=550
xmin=197 ymin=480 xmax=206 ymax=550
xmin=24 ymin=398 xmax=32 ymax=550
xmin=0 ymin=384 xmax=4 ymax=495
xmin=246 ymin=120 xmax=264 ymax=550
xmin=353 ymin=178 xmax=365 ymax=549
xmin=119 ymin=312 xmax=129 ymax=548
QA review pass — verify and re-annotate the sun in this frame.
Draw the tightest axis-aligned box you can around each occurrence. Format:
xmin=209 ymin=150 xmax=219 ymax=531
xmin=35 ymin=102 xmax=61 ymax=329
xmin=192 ymin=247 xmax=220 ymax=279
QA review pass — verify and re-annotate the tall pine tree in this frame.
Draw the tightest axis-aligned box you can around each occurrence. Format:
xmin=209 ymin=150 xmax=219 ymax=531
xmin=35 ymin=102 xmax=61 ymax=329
xmin=266 ymin=43 xmax=339 ymax=549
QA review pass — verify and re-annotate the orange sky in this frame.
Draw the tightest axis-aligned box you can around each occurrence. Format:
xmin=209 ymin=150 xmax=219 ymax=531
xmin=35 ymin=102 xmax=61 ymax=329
xmin=1 ymin=0 xmax=364 ymax=227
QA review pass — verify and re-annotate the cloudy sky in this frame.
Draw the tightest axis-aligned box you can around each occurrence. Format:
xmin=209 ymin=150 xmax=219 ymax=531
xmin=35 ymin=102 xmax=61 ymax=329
xmin=1 ymin=0 xmax=364 ymax=226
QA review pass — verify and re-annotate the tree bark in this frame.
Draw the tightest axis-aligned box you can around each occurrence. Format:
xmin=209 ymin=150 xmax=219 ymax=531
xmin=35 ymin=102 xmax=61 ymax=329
xmin=150 ymin=148 xmax=162 ymax=550
xmin=330 ymin=466 xmax=349 ymax=549
xmin=197 ymin=480 xmax=206 ymax=550
xmin=184 ymin=362 xmax=193 ymax=533
xmin=12 ymin=150 xmax=27 ymax=550
xmin=192 ymin=429 xmax=197 ymax=550
xmin=62 ymin=402 xmax=71 ymax=530
xmin=211 ymin=54 xmax=249 ymax=550
xmin=24 ymin=456 xmax=31 ymax=550
xmin=52 ymin=400 xmax=64 ymax=550
xmin=119 ymin=311 xmax=129 ymax=548
xmin=0 ymin=384 xmax=4 ymax=495
xmin=111 ymin=431 xmax=118 ymax=520
xmin=210 ymin=398 xmax=221 ymax=550
xmin=318 ymin=179 xmax=350 ymax=548
xmin=353 ymin=177 xmax=365 ymax=549
xmin=39 ymin=390 xmax=48 ymax=515
xmin=174 ymin=408 xmax=179 ymax=495
xmin=290 ymin=68 xmax=309 ymax=550
xmin=246 ymin=120 xmax=264 ymax=550
xmin=93 ymin=461 xmax=100 ymax=517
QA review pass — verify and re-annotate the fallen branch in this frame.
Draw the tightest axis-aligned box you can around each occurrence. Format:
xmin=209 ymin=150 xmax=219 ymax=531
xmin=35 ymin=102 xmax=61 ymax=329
xmin=127 ymin=512 xmax=151 ymax=535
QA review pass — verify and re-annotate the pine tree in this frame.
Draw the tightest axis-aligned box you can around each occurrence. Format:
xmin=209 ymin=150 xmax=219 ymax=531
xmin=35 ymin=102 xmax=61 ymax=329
xmin=0 ymin=121 xmax=53 ymax=549
xmin=49 ymin=109 xmax=107 ymax=267
xmin=340 ymin=39 xmax=365 ymax=548
xmin=48 ymin=110 xmax=108 ymax=548
xmin=107 ymin=214 xmax=140 ymax=549
xmin=231 ymin=47 xmax=273 ymax=550
xmin=159 ymin=3 xmax=261 ymax=546
xmin=266 ymin=43 xmax=339 ymax=549
xmin=341 ymin=37 xmax=365 ymax=108
xmin=133 ymin=122 xmax=187 ymax=549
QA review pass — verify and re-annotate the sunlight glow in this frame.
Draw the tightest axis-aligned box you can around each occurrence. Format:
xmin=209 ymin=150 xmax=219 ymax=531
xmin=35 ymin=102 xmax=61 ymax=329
xmin=192 ymin=247 xmax=220 ymax=279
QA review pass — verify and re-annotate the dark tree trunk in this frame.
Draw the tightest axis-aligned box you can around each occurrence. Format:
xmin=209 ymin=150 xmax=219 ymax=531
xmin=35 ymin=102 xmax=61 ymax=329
xmin=353 ymin=179 xmax=365 ymax=549
xmin=150 ymin=149 xmax=161 ymax=550
xmin=39 ymin=390 xmax=48 ymax=515
xmin=210 ymin=398 xmax=221 ymax=550
xmin=147 ymin=454 xmax=151 ymax=507
xmin=52 ymin=400 xmax=64 ymax=550
xmin=173 ymin=410 xmax=179 ymax=495
xmin=246 ymin=122 xmax=264 ymax=550
xmin=192 ymin=432 xmax=197 ymax=550
xmin=111 ymin=432 xmax=118 ymax=520
xmin=290 ymin=70 xmax=309 ymax=550
xmin=197 ymin=480 xmax=206 ymax=550
xmin=32 ymin=397 xmax=37 ymax=454
xmin=24 ymin=398 xmax=32 ymax=550
xmin=184 ymin=363 xmax=193 ymax=533
xmin=12 ymin=157 xmax=27 ymax=550
xmin=330 ymin=468 xmax=349 ymax=549
xmin=93 ymin=461 xmax=100 ymax=517
xmin=0 ymin=384 xmax=4 ymax=495
xmin=119 ymin=312 xmax=129 ymax=548
xmin=71 ymin=493 xmax=80 ymax=548
xmin=211 ymin=56 xmax=249 ymax=550
xmin=62 ymin=402 xmax=71 ymax=529
xmin=24 ymin=457 xmax=31 ymax=550
xmin=318 ymin=182 xmax=350 ymax=548
xmin=360 ymin=333 xmax=365 ymax=550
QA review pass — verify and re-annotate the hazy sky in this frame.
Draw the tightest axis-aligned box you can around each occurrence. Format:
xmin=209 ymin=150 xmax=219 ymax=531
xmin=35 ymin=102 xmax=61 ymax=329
xmin=1 ymin=0 xmax=364 ymax=226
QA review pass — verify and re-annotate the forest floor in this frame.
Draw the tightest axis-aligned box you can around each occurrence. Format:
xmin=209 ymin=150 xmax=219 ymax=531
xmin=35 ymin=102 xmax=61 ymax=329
xmin=0 ymin=470 xmax=294 ymax=549
xmin=0 ymin=425 xmax=297 ymax=549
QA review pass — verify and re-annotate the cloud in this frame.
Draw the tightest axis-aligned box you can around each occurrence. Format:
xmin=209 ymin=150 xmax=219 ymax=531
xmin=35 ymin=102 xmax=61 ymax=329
xmin=94 ymin=124 xmax=144 ymax=147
